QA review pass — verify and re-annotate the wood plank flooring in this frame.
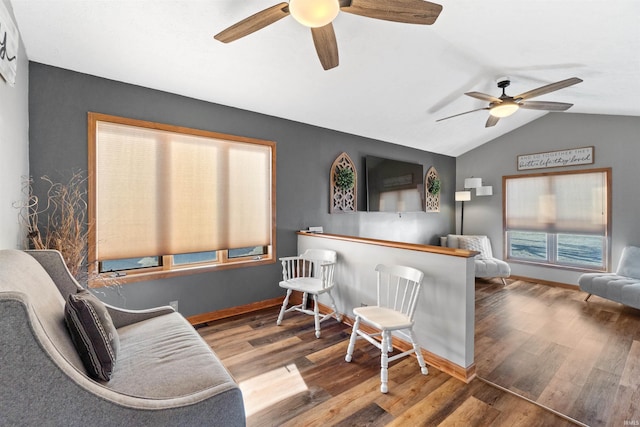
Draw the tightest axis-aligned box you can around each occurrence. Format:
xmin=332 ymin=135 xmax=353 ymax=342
xmin=197 ymin=276 xmax=640 ymax=426
xmin=475 ymin=278 xmax=640 ymax=427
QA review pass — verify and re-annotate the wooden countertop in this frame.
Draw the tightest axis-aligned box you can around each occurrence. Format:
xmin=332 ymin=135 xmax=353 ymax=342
xmin=297 ymin=231 xmax=478 ymax=258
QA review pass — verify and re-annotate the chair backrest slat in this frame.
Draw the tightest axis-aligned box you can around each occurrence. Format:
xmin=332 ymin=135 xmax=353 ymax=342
xmin=375 ymin=264 xmax=424 ymax=320
xmin=280 ymin=249 xmax=336 ymax=289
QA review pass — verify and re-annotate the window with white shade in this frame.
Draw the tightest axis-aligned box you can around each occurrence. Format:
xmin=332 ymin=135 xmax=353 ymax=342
xmin=88 ymin=113 xmax=276 ymax=285
xmin=503 ymin=168 xmax=610 ymax=271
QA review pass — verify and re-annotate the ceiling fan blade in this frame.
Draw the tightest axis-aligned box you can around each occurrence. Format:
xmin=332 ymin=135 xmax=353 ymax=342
xmin=311 ymin=24 xmax=339 ymax=70
xmin=214 ymin=3 xmax=290 ymax=43
xmin=340 ymin=0 xmax=443 ymax=25
xmin=519 ymin=101 xmax=574 ymax=111
xmin=485 ymin=115 xmax=500 ymax=128
xmin=465 ymin=91 xmax=502 ymax=103
xmin=436 ymin=107 xmax=489 ymax=122
xmin=514 ymin=77 xmax=583 ymax=101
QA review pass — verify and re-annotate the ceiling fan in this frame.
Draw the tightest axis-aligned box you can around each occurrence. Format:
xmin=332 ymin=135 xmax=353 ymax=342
xmin=214 ymin=0 xmax=443 ymax=70
xmin=436 ymin=77 xmax=583 ymax=128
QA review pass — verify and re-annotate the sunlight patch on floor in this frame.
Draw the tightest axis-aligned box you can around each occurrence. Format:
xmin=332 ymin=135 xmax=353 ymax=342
xmin=239 ymin=363 xmax=308 ymax=417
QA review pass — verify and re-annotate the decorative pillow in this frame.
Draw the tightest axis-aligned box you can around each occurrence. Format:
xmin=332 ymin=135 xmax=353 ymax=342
xmin=445 ymin=234 xmax=460 ymax=249
xmin=64 ymin=290 xmax=119 ymax=381
xmin=458 ymin=236 xmax=493 ymax=259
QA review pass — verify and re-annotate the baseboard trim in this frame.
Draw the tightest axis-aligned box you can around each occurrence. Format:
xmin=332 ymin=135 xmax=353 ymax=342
xmin=187 ymin=296 xmax=284 ymax=325
xmin=337 ymin=307 xmax=475 ymax=384
xmin=508 ymin=275 xmax=579 ymax=290
xmin=188 ymin=294 xmax=475 ymax=383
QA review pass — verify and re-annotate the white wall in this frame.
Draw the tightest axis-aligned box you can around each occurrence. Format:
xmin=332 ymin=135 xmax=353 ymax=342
xmin=298 ymin=233 xmax=476 ymax=372
xmin=457 ymin=113 xmax=640 ymax=285
xmin=0 ymin=0 xmax=28 ymax=249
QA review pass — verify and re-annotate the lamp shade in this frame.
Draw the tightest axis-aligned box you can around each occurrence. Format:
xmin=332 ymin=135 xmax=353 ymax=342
xmin=464 ymin=177 xmax=482 ymax=189
xmin=455 ymin=191 xmax=471 ymax=202
xmin=289 ymin=0 xmax=340 ymax=27
xmin=490 ymin=101 xmax=519 ymax=118
xmin=476 ymin=185 xmax=493 ymax=196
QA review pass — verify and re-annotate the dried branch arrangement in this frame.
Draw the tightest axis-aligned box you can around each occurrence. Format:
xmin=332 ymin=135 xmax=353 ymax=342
xmin=17 ymin=171 xmax=91 ymax=281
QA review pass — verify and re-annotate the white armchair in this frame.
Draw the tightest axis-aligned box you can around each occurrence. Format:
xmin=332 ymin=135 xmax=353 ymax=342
xmin=276 ymin=249 xmax=342 ymax=338
xmin=443 ymin=234 xmax=511 ymax=285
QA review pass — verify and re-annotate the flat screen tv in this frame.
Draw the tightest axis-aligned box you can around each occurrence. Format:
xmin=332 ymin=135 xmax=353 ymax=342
xmin=365 ymin=155 xmax=424 ymax=212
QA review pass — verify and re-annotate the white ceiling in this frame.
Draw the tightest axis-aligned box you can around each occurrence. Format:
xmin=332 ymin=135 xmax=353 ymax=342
xmin=10 ymin=0 xmax=640 ymax=157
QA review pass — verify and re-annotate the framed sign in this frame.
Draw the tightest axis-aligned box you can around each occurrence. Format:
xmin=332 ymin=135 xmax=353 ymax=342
xmin=0 ymin=1 xmax=18 ymax=86
xmin=517 ymin=146 xmax=594 ymax=171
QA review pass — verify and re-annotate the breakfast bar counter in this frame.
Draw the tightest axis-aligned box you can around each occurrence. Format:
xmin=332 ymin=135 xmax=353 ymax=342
xmin=297 ymin=231 xmax=477 ymax=382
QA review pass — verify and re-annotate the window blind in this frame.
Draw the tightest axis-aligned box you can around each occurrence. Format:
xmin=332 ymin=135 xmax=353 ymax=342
xmin=94 ymin=120 xmax=272 ymax=261
xmin=505 ymin=170 xmax=608 ymax=235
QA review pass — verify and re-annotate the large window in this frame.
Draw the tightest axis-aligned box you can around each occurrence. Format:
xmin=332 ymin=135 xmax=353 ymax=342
xmin=88 ymin=113 xmax=276 ymax=286
xmin=504 ymin=168 xmax=610 ymax=271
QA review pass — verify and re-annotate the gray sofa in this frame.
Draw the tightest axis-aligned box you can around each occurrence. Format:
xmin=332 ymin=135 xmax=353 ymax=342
xmin=0 ymin=249 xmax=245 ymax=426
xmin=578 ymin=245 xmax=640 ymax=310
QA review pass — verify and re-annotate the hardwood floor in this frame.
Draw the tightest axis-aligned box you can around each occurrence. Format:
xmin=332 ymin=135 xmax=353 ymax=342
xmin=475 ymin=278 xmax=640 ymax=427
xmin=197 ymin=275 xmax=640 ymax=426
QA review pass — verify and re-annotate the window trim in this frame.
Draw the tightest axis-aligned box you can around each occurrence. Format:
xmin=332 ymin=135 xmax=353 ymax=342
xmin=502 ymin=167 xmax=611 ymax=272
xmin=87 ymin=112 xmax=276 ymax=287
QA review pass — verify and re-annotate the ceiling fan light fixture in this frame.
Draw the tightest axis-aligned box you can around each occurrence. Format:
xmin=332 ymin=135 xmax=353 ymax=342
xmin=289 ymin=0 xmax=340 ymax=28
xmin=489 ymin=101 xmax=519 ymax=118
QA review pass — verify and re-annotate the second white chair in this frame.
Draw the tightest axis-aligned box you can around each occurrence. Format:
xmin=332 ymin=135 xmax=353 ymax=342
xmin=276 ymin=249 xmax=342 ymax=338
xmin=345 ymin=264 xmax=428 ymax=393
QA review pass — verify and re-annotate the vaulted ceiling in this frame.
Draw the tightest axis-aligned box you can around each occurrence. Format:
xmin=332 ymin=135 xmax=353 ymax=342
xmin=10 ymin=0 xmax=640 ymax=156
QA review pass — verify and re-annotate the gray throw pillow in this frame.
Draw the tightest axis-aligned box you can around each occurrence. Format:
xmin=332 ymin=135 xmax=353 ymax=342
xmin=64 ymin=290 xmax=119 ymax=381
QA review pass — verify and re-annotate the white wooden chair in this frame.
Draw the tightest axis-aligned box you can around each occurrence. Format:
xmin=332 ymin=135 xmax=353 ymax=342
xmin=345 ymin=264 xmax=428 ymax=393
xmin=276 ymin=249 xmax=341 ymax=338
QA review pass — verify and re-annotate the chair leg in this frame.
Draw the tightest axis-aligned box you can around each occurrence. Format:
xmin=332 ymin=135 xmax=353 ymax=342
xmin=327 ymin=291 xmax=342 ymax=322
xmin=501 ymin=277 xmax=508 ymax=286
xmin=410 ymin=329 xmax=428 ymax=375
xmin=345 ymin=316 xmax=360 ymax=362
xmin=276 ymin=289 xmax=292 ymax=326
xmin=313 ymin=294 xmax=321 ymax=338
xmin=380 ymin=331 xmax=390 ymax=393
xmin=584 ymin=293 xmax=592 ymax=302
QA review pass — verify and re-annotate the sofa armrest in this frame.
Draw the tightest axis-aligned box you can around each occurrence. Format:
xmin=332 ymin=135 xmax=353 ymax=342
xmin=105 ymin=304 xmax=176 ymax=329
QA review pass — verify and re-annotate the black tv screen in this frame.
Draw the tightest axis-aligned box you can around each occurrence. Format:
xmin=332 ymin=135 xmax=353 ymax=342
xmin=365 ymin=155 xmax=424 ymax=212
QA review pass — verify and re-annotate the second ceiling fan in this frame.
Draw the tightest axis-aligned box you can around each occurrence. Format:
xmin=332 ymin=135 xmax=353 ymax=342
xmin=437 ymin=77 xmax=584 ymax=128
xmin=214 ymin=0 xmax=443 ymax=70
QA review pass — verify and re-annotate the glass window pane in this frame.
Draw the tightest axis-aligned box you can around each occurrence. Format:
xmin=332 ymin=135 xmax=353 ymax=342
xmin=557 ymin=234 xmax=604 ymax=268
xmin=508 ymin=231 xmax=548 ymax=261
xmin=173 ymin=251 xmax=218 ymax=265
xmin=228 ymin=246 xmax=267 ymax=259
xmin=100 ymin=256 xmax=160 ymax=272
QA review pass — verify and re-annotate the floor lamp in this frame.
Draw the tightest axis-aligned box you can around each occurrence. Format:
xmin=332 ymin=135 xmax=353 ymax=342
xmin=455 ymin=191 xmax=471 ymax=235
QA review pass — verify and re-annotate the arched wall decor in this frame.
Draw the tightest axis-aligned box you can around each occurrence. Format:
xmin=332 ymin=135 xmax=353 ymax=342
xmin=425 ymin=166 xmax=440 ymax=212
xmin=330 ymin=152 xmax=357 ymax=213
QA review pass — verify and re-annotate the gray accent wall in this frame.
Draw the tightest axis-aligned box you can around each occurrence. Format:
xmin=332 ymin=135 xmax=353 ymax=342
xmin=457 ymin=113 xmax=640 ymax=286
xmin=28 ymin=62 xmax=455 ymax=317
xmin=0 ymin=0 xmax=29 ymax=250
